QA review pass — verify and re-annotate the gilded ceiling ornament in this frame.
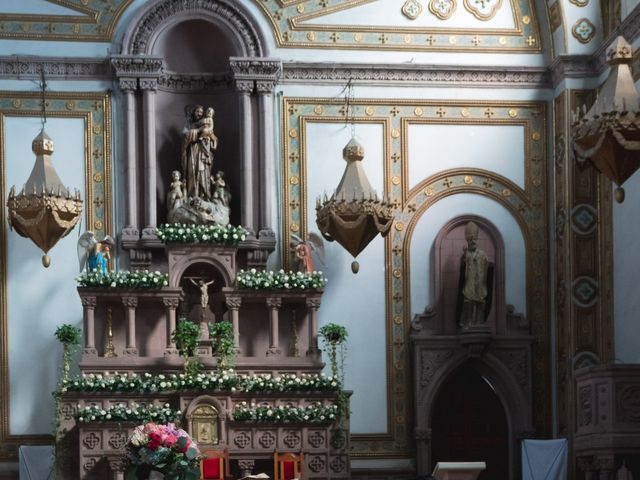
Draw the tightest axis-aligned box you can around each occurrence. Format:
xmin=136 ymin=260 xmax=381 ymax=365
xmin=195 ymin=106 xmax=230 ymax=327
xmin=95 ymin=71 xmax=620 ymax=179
xmin=463 ymin=0 xmax=503 ymax=20
xmin=402 ymin=0 xmax=423 ymax=20
xmin=572 ymin=18 xmax=596 ymax=43
xmin=429 ymin=0 xmax=457 ymax=20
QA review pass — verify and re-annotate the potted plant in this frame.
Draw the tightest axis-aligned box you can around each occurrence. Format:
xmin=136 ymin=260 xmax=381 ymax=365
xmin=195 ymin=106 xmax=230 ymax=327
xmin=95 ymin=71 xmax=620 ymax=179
xmin=54 ymin=324 xmax=82 ymax=385
xmin=171 ymin=318 xmax=202 ymax=376
xmin=319 ymin=323 xmax=348 ymax=383
xmin=124 ymin=422 xmax=201 ymax=480
xmin=207 ymin=320 xmax=235 ymax=373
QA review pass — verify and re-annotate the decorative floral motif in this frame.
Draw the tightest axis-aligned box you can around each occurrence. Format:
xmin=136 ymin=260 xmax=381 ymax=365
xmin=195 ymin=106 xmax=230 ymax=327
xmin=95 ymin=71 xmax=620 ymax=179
xmin=75 ymin=403 xmax=182 ymax=424
xmin=62 ymin=371 xmax=339 ymax=394
xmin=463 ymin=0 xmax=503 ymax=20
xmin=236 ymin=269 xmax=327 ymax=290
xmin=429 ymin=0 xmax=457 ymax=19
xmin=258 ymin=431 xmax=276 ymax=448
xmin=77 ymin=270 xmax=168 ymax=289
xmin=233 ymin=402 xmax=338 ymax=424
xmin=157 ymin=223 xmax=247 ymax=246
xmin=572 ymin=18 xmax=596 ymax=44
xmin=402 ymin=0 xmax=423 ymax=20
xmin=571 ymin=276 xmax=599 ymax=308
xmin=571 ymin=204 xmax=598 ymax=235
xmin=233 ymin=431 xmax=251 ymax=448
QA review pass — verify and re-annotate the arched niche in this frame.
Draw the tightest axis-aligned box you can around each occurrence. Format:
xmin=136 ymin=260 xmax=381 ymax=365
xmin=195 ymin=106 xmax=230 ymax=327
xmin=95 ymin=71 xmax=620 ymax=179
xmin=185 ymin=395 xmax=228 ymax=446
xmin=415 ymin=351 xmax=532 ymax=480
xmin=432 ymin=215 xmax=505 ymax=334
xmin=178 ymin=261 xmax=228 ymax=325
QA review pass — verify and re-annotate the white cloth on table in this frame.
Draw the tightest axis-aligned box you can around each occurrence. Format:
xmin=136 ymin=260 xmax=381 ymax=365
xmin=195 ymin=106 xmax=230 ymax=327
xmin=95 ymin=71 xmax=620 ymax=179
xmin=19 ymin=445 xmax=54 ymax=480
xmin=522 ymin=438 xmax=568 ymax=480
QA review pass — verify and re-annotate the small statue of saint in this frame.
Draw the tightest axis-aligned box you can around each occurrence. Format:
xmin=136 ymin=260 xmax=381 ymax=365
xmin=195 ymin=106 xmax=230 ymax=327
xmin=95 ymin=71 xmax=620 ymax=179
xmin=77 ymin=231 xmax=115 ymax=274
xmin=190 ymin=278 xmax=215 ymax=310
xmin=456 ymin=221 xmax=493 ymax=329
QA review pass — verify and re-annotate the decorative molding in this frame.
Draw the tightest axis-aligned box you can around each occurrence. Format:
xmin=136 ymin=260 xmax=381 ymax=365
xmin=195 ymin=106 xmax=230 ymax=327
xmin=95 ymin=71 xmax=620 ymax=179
xmin=594 ymin=3 xmax=640 ymax=71
xmin=110 ymin=55 xmax=164 ymax=78
xmin=282 ymin=62 xmax=549 ymax=87
xmin=463 ymin=0 xmax=503 ymax=21
xmin=0 ymin=57 xmax=109 ymax=80
xmin=0 ymin=91 xmax=112 ymax=458
xmin=283 ymin=96 xmax=549 ymax=457
xmin=158 ymin=72 xmax=231 ymax=93
xmin=572 ymin=18 xmax=596 ymax=44
xmin=0 ymin=0 xmax=132 ymax=42
xmin=256 ymin=0 xmax=542 ymax=53
xmin=549 ymin=55 xmax=596 ymax=87
xmin=125 ymin=0 xmax=263 ymax=56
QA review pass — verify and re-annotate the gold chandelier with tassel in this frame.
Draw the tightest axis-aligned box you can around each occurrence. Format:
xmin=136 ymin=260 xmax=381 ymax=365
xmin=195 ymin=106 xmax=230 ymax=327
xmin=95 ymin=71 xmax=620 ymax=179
xmin=6 ymin=72 xmax=83 ymax=267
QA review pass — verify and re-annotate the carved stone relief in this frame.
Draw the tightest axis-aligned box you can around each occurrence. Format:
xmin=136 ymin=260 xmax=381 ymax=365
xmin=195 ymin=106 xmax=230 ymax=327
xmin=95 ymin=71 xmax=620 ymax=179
xmin=577 ymin=386 xmax=593 ymax=426
xmin=420 ymin=350 xmax=454 ymax=386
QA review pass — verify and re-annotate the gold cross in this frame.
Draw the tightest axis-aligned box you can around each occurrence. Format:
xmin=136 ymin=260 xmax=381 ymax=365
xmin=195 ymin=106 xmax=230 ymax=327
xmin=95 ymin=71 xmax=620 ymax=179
xmin=283 ymin=31 xmax=292 ymax=41
xmin=94 ymin=197 xmax=104 ymax=208
xmin=289 ymin=152 xmax=300 ymax=162
xmin=389 ymin=106 xmax=401 ymax=116
xmin=93 ymin=148 xmax=102 ymax=160
xmin=338 ymin=105 xmax=348 ymax=116
xmin=472 ymin=35 xmax=480 ymax=46
xmin=436 ymin=107 xmax=446 ymax=118
xmin=289 ymin=199 xmax=300 ymax=209
xmin=392 ymin=245 xmax=402 ymax=255
xmin=484 ymin=107 xmax=495 ymax=118
xmin=526 ymin=36 xmax=536 ymax=47
xmin=482 ymin=179 xmax=493 ymax=189
xmin=288 ymin=104 xmax=298 ymax=115
xmin=379 ymin=34 xmax=389 ymax=44
xmin=407 ymin=203 xmax=416 ymax=213
xmin=330 ymin=32 xmax=340 ymax=43
xmin=391 ymin=152 xmax=401 ymax=163
xmin=425 ymin=35 xmax=435 ymax=45
xmin=319 ymin=0 xmax=329 ymax=6
xmin=443 ymin=178 xmax=453 ymax=188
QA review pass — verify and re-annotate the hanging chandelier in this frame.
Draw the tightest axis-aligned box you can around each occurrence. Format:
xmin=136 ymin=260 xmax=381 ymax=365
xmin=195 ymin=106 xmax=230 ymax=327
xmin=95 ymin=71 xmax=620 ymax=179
xmin=572 ymin=36 xmax=640 ymax=203
xmin=316 ymin=137 xmax=394 ymax=274
xmin=6 ymin=72 xmax=83 ymax=267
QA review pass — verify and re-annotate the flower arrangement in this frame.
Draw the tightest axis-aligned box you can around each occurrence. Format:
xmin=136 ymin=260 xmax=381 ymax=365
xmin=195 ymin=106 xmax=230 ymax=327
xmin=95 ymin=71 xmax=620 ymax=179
xmin=157 ymin=223 xmax=247 ymax=246
xmin=236 ymin=269 xmax=327 ymax=290
xmin=77 ymin=270 xmax=169 ymax=289
xmin=75 ymin=403 xmax=182 ymax=424
xmin=125 ymin=422 xmax=201 ymax=480
xmin=232 ymin=402 xmax=338 ymax=424
xmin=61 ymin=371 xmax=339 ymax=394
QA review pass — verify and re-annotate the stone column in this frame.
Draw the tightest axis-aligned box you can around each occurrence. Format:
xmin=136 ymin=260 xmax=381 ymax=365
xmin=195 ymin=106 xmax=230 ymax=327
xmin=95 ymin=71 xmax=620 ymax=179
xmin=596 ymin=455 xmax=615 ymax=480
xmin=256 ymin=80 xmax=275 ymax=232
xmin=225 ymin=296 xmax=242 ymax=353
xmin=236 ymin=80 xmax=255 ymax=233
xmin=163 ymin=298 xmax=179 ymax=356
xmin=120 ymin=78 xmax=139 ymax=240
xmin=122 ymin=296 xmax=138 ymax=356
xmin=140 ymin=78 xmax=158 ymax=238
xmin=306 ymin=298 xmax=321 ymax=357
xmin=238 ymin=460 xmax=255 ymax=478
xmin=266 ymin=297 xmax=282 ymax=356
xmin=81 ymin=296 xmax=97 ymax=356
xmin=414 ymin=428 xmax=432 ymax=476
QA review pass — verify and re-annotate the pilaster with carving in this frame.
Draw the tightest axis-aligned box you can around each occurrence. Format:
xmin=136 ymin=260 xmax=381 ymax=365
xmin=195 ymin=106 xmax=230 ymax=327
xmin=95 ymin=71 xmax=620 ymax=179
xmin=122 ymin=296 xmax=139 ymax=356
xmin=81 ymin=296 xmax=98 ymax=357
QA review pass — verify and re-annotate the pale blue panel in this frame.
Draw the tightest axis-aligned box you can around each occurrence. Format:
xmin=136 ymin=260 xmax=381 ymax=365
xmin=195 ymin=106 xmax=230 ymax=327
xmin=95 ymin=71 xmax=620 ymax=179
xmin=1 ymin=0 xmax=80 ymax=15
xmin=305 ymin=122 xmax=388 ymax=434
xmin=614 ymin=171 xmax=640 ymax=363
xmin=0 ymin=41 xmax=110 ymax=57
xmin=6 ymin=116 xmax=84 ymax=435
xmin=623 ymin=0 xmax=640 ymax=19
xmin=407 ymin=124 xmax=525 ymax=190
xmin=410 ymin=193 xmax=526 ymax=317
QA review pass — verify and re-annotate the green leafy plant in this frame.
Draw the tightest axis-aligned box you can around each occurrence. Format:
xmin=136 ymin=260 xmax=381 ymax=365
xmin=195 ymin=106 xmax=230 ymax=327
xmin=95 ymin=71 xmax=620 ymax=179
xmin=171 ymin=319 xmax=202 ymax=376
xmin=233 ymin=401 xmax=338 ymax=424
xmin=207 ymin=320 xmax=235 ymax=373
xmin=319 ymin=323 xmax=348 ymax=384
xmin=55 ymin=324 xmax=81 ymax=385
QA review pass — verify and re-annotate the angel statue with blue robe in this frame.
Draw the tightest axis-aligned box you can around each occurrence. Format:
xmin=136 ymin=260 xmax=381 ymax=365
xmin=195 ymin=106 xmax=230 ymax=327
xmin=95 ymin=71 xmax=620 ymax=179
xmin=77 ymin=231 xmax=115 ymax=274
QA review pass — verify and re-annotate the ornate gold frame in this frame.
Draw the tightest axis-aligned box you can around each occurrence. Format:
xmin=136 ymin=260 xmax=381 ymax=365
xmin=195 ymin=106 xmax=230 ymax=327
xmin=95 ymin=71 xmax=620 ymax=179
xmin=282 ymin=97 xmax=549 ymax=457
xmin=256 ymin=0 xmax=542 ymax=52
xmin=0 ymin=0 xmax=131 ymax=42
xmin=0 ymin=91 xmax=112 ymax=458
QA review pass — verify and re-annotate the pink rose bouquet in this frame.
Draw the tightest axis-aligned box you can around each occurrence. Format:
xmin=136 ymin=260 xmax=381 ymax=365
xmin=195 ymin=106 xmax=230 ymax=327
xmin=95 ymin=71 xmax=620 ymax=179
xmin=125 ymin=422 xmax=201 ymax=480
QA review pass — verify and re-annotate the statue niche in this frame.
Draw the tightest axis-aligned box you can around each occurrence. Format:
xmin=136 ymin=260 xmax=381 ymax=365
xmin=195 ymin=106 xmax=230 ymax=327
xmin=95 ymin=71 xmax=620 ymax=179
xmin=180 ymin=262 xmax=226 ymax=339
xmin=167 ymin=104 xmax=231 ymax=226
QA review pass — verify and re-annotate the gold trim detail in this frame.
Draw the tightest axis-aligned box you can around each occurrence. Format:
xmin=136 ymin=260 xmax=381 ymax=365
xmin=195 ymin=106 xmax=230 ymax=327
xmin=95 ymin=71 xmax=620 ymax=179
xmin=429 ymin=0 xmax=457 ymax=20
xmin=0 ymin=0 xmax=132 ymax=42
xmin=463 ymin=0 xmax=504 ymax=20
xmin=281 ymin=97 xmax=549 ymax=458
xmin=257 ymin=0 xmax=542 ymax=53
xmin=0 ymin=91 xmax=112 ymax=457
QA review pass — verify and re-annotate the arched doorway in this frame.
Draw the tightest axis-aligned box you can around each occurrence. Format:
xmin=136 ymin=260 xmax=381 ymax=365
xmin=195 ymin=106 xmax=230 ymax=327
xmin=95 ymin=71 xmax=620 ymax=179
xmin=431 ymin=364 xmax=509 ymax=479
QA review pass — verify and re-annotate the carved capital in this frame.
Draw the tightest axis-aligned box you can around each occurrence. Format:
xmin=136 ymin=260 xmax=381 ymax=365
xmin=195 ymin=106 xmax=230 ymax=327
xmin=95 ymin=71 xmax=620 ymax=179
xmin=306 ymin=298 xmax=321 ymax=309
xmin=414 ymin=428 xmax=431 ymax=442
xmin=266 ymin=297 xmax=282 ymax=309
xmin=163 ymin=297 xmax=180 ymax=309
xmin=106 ymin=455 xmax=126 ymax=473
xmin=139 ymin=78 xmax=158 ymax=91
xmin=122 ymin=296 xmax=138 ymax=308
xmin=118 ymin=77 xmax=137 ymax=92
xmin=235 ymin=79 xmax=254 ymax=94
xmin=81 ymin=296 xmax=97 ymax=308
xmin=255 ymin=80 xmax=275 ymax=94
xmin=225 ymin=296 xmax=242 ymax=309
